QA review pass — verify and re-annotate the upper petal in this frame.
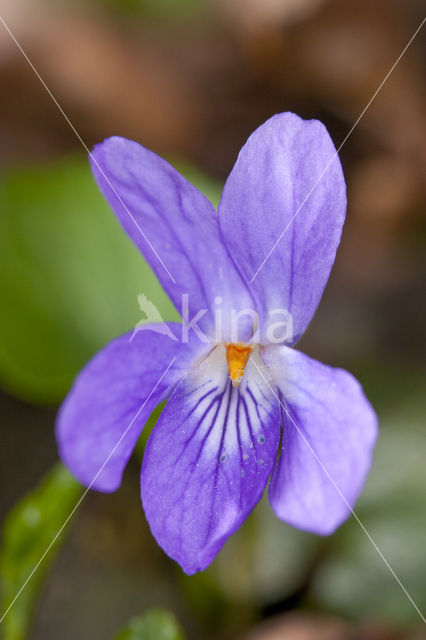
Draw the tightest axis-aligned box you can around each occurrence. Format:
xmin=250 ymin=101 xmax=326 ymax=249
xmin=141 ymin=345 xmax=280 ymax=574
xmin=90 ymin=138 xmax=254 ymax=340
xmin=56 ymin=324 xmax=206 ymax=492
xmin=263 ymin=345 xmax=378 ymax=534
xmin=219 ymin=112 xmax=346 ymax=344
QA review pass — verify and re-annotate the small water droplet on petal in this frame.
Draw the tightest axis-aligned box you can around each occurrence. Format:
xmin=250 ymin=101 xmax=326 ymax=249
xmin=220 ymin=453 xmax=226 ymax=462
xmin=258 ymin=434 xmax=266 ymax=444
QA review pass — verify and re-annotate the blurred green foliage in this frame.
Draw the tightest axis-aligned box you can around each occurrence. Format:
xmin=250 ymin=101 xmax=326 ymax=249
xmin=0 ymin=156 xmax=221 ymax=403
xmin=114 ymin=609 xmax=185 ymax=640
xmin=0 ymin=157 xmax=171 ymax=401
xmin=0 ymin=465 xmax=82 ymax=640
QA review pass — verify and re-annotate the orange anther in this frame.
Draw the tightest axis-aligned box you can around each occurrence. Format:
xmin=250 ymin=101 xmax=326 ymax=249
xmin=225 ymin=343 xmax=252 ymax=388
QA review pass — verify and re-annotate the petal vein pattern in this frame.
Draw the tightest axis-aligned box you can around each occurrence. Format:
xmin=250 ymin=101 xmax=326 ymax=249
xmin=218 ymin=112 xmax=346 ymax=344
xmin=56 ymin=325 xmax=206 ymax=492
xmin=90 ymin=138 xmax=255 ymax=340
xmin=141 ymin=346 xmax=280 ymax=573
xmin=263 ymin=345 xmax=378 ymax=534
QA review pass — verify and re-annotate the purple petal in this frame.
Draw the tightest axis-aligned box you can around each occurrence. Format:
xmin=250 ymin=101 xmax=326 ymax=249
xmin=90 ymin=138 xmax=254 ymax=341
xmin=263 ymin=345 xmax=378 ymax=534
xmin=219 ymin=112 xmax=346 ymax=344
xmin=141 ymin=345 xmax=280 ymax=574
xmin=56 ymin=324 xmax=206 ymax=492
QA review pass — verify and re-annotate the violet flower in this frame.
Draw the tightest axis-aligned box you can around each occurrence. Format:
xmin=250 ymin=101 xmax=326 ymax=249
xmin=56 ymin=112 xmax=378 ymax=574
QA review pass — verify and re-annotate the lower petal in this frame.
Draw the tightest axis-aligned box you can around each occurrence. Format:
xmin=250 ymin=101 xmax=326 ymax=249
xmin=141 ymin=346 xmax=280 ymax=574
xmin=263 ymin=345 xmax=378 ymax=534
xmin=56 ymin=324 xmax=205 ymax=492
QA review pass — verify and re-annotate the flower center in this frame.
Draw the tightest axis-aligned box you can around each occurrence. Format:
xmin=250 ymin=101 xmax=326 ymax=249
xmin=225 ymin=343 xmax=253 ymax=388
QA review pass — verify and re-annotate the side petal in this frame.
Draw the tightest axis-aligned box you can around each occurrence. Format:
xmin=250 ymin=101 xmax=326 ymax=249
xmin=219 ymin=112 xmax=346 ymax=344
xmin=56 ymin=324 xmax=206 ymax=492
xmin=90 ymin=138 xmax=254 ymax=340
xmin=141 ymin=346 xmax=280 ymax=574
xmin=263 ymin=346 xmax=378 ymax=534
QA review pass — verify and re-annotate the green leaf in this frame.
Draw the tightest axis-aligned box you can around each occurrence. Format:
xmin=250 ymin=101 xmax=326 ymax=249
xmin=0 ymin=156 xmax=178 ymax=403
xmin=114 ymin=610 xmax=185 ymax=640
xmin=0 ymin=464 xmax=83 ymax=640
